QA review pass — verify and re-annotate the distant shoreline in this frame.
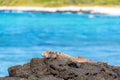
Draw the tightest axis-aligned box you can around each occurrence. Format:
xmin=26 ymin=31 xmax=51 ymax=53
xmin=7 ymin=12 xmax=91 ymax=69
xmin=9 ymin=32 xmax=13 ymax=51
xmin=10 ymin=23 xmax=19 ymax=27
xmin=0 ymin=6 xmax=120 ymax=16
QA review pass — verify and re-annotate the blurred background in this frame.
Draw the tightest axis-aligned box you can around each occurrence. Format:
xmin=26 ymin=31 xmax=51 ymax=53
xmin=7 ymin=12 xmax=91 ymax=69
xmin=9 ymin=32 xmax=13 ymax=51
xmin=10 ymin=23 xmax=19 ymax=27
xmin=0 ymin=0 xmax=120 ymax=6
xmin=0 ymin=0 xmax=120 ymax=77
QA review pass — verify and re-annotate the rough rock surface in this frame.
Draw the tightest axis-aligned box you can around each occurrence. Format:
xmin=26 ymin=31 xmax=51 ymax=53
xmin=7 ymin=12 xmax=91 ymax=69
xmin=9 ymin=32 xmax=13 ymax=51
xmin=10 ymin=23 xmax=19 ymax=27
xmin=0 ymin=51 xmax=120 ymax=80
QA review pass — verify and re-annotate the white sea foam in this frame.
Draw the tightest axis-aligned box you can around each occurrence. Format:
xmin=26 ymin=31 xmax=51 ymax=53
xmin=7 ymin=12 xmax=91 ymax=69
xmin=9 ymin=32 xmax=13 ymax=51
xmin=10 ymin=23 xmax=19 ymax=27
xmin=88 ymin=15 xmax=95 ymax=18
xmin=11 ymin=10 xmax=23 ymax=13
xmin=65 ymin=12 xmax=72 ymax=14
xmin=77 ymin=12 xmax=83 ymax=15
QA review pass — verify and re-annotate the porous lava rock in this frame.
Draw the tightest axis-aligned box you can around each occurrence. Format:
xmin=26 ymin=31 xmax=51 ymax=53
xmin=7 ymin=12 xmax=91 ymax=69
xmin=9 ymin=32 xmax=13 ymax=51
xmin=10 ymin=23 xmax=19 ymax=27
xmin=0 ymin=51 xmax=120 ymax=80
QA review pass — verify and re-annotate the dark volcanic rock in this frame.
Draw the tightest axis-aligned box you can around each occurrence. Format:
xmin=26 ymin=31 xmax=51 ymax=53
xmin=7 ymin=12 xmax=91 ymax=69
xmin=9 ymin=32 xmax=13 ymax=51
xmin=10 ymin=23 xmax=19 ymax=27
xmin=0 ymin=51 xmax=120 ymax=80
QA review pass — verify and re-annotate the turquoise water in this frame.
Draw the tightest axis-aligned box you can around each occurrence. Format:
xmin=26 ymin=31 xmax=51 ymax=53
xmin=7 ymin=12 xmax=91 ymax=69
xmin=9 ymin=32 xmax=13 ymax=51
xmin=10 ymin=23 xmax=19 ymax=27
xmin=0 ymin=11 xmax=120 ymax=76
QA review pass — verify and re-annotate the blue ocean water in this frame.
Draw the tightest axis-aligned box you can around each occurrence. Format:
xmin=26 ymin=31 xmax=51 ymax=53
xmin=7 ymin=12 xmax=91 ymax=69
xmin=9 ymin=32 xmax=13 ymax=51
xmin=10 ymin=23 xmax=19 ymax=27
xmin=0 ymin=11 xmax=120 ymax=77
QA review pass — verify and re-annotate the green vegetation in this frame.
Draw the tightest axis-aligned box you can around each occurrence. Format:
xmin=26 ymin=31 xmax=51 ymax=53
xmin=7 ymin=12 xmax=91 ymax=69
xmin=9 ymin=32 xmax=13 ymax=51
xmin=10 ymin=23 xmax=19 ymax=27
xmin=0 ymin=0 xmax=120 ymax=7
